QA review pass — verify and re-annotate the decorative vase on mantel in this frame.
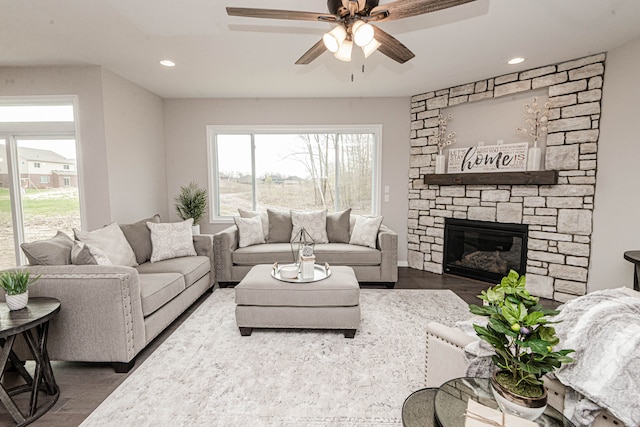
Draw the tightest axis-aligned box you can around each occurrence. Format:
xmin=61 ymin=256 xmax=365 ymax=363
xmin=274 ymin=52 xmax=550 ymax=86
xmin=435 ymin=150 xmax=446 ymax=174
xmin=527 ymin=139 xmax=542 ymax=171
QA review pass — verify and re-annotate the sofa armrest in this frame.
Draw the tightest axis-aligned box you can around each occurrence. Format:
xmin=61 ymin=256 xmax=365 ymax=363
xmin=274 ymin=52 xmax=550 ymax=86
xmin=377 ymin=224 xmax=398 ymax=282
xmin=193 ymin=234 xmax=215 ymax=285
xmin=6 ymin=265 xmax=146 ymax=365
xmin=213 ymin=225 xmax=239 ymax=283
xmin=425 ymin=321 xmax=477 ymax=387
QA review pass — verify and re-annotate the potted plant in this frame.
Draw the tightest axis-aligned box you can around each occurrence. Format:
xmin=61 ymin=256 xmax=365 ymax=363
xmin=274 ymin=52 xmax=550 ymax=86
xmin=469 ymin=270 xmax=574 ymax=420
xmin=1 ymin=269 xmax=40 ymax=311
xmin=174 ymin=181 xmax=208 ymax=234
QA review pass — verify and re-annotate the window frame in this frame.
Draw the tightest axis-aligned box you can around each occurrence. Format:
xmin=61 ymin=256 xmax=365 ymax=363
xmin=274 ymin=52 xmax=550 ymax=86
xmin=206 ymin=124 xmax=382 ymax=223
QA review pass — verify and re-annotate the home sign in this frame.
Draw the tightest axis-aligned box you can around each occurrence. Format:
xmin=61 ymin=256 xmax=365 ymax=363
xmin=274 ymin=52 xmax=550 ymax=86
xmin=447 ymin=142 xmax=528 ymax=173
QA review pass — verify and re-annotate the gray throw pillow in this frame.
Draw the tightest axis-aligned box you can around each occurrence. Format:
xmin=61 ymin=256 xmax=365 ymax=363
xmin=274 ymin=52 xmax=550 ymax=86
xmin=20 ymin=231 xmax=74 ymax=265
xmin=119 ymin=214 xmax=161 ymax=264
xmin=267 ymin=209 xmax=293 ymax=243
xmin=74 ymin=222 xmax=138 ymax=267
xmin=327 ymin=208 xmax=351 ymax=243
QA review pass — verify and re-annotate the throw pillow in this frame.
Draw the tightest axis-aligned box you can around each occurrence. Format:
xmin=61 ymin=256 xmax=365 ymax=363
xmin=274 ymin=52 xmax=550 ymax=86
xmin=326 ymin=208 xmax=351 ymax=243
xmin=267 ymin=209 xmax=293 ymax=243
xmin=349 ymin=215 xmax=383 ymax=249
xmin=20 ymin=231 xmax=74 ymax=265
xmin=234 ymin=215 xmax=266 ymax=248
xmin=147 ymin=219 xmax=197 ymax=263
xmin=71 ymin=241 xmax=113 ymax=265
xmin=290 ymin=210 xmax=329 ymax=244
xmin=238 ymin=208 xmax=269 ymax=240
xmin=73 ymin=222 xmax=138 ymax=267
xmin=119 ymin=214 xmax=161 ymax=265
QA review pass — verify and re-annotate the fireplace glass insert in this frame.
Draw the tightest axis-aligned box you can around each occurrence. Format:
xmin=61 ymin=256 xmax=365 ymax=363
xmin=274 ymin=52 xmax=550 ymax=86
xmin=443 ymin=218 xmax=528 ymax=283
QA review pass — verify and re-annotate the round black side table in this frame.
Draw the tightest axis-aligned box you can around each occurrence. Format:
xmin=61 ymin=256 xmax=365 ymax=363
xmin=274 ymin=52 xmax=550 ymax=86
xmin=0 ymin=297 xmax=61 ymax=426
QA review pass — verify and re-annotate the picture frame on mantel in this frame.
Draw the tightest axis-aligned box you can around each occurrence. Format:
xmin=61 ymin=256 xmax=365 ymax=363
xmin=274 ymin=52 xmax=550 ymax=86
xmin=447 ymin=142 xmax=528 ymax=174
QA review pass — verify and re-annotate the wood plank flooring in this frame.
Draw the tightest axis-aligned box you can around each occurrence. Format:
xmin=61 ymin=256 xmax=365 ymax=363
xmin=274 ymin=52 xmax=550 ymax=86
xmin=0 ymin=268 xmax=554 ymax=426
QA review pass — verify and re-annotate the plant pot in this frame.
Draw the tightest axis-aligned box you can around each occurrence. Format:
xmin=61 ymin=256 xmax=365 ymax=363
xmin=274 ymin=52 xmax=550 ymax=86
xmin=191 ymin=224 xmax=200 ymax=235
xmin=435 ymin=154 xmax=446 ymax=174
xmin=490 ymin=371 xmax=547 ymax=421
xmin=6 ymin=290 xmax=28 ymax=311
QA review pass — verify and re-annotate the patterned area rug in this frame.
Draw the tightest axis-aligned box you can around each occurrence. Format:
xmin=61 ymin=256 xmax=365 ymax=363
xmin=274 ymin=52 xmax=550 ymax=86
xmin=81 ymin=288 xmax=470 ymax=426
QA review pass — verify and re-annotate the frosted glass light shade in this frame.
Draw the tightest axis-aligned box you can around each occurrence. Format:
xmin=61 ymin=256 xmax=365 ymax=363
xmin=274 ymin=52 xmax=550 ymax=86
xmin=352 ymin=21 xmax=374 ymax=47
xmin=322 ymin=25 xmax=347 ymax=53
xmin=333 ymin=39 xmax=353 ymax=61
xmin=362 ymin=38 xmax=381 ymax=58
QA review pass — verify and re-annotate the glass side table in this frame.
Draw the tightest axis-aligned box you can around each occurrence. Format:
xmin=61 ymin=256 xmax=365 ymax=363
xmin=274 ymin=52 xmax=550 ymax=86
xmin=434 ymin=377 xmax=573 ymax=427
xmin=402 ymin=388 xmax=437 ymax=427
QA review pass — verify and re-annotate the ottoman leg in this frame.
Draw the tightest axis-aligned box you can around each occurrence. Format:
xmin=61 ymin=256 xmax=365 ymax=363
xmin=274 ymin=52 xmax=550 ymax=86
xmin=344 ymin=329 xmax=356 ymax=339
xmin=239 ymin=327 xmax=253 ymax=336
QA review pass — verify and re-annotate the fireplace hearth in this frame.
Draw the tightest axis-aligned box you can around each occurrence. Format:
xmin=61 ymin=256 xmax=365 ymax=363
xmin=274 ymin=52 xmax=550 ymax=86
xmin=443 ymin=218 xmax=528 ymax=283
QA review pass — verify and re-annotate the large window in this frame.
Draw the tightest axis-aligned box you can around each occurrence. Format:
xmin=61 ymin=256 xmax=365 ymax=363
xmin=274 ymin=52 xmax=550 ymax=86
xmin=208 ymin=126 xmax=381 ymax=220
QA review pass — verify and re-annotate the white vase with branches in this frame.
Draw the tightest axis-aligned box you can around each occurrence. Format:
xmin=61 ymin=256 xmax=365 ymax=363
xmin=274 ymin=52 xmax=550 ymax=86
xmin=517 ymin=97 xmax=550 ymax=171
xmin=434 ymin=114 xmax=456 ymax=174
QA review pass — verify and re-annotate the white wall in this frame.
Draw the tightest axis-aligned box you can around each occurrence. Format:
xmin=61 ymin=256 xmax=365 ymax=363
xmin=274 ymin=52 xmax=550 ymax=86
xmin=589 ymin=36 xmax=640 ymax=291
xmin=101 ymin=69 xmax=168 ymax=222
xmin=163 ymin=97 xmax=411 ymax=264
xmin=0 ymin=65 xmax=112 ymax=230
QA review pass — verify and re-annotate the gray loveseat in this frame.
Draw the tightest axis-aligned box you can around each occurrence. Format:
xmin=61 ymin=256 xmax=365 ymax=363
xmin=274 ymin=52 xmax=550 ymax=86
xmin=5 ymin=216 xmax=215 ymax=373
xmin=214 ymin=211 xmax=398 ymax=287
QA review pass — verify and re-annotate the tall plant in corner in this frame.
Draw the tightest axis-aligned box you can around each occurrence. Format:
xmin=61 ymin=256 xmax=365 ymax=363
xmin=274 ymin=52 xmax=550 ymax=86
xmin=469 ymin=270 xmax=573 ymax=402
xmin=175 ymin=182 xmax=208 ymax=230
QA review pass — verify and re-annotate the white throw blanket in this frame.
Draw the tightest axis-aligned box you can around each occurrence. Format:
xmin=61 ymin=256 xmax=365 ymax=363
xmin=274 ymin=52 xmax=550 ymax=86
xmin=553 ymin=288 xmax=640 ymax=427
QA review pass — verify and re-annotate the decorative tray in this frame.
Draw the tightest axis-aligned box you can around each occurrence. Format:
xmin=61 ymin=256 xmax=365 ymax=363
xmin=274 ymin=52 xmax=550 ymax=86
xmin=271 ymin=262 xmax=332 ymax=283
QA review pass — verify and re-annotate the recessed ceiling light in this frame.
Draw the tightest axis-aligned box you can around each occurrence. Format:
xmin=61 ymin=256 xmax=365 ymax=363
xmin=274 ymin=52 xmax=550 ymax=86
xmin=160 ymin=60 xmax=176 ymax=67
xmin=508 ymin=57 xmax=525 ymax=65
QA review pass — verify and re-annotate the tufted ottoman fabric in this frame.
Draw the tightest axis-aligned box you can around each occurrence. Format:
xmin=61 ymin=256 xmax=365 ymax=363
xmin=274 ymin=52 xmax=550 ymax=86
xmin=234 ymin=264 xmax=361 ymax=338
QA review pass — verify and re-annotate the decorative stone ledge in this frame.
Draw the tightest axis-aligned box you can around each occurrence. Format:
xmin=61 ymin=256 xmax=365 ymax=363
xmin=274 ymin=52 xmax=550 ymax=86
xmin=424 ymin=171 xmax=558 ymax=186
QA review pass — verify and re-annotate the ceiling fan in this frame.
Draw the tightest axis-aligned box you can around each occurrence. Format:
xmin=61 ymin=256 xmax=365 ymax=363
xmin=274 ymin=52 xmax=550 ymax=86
xmin=227 ymin=0 xmax=476 ymax=65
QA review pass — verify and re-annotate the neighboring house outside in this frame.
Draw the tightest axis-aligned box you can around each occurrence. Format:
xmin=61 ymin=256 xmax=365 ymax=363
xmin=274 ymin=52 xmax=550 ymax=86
xmin=0 ymin=144 xmax=77 ymax=189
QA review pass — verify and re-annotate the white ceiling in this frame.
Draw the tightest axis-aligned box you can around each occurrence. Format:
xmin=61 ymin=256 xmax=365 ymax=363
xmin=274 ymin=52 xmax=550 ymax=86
xmin=2 ymin=0 xmax=640 ymax=99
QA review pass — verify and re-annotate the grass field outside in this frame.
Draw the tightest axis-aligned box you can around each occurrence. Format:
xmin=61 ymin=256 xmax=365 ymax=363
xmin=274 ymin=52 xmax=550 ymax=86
xmin=0 ymin=187 xmax=81 ymax=269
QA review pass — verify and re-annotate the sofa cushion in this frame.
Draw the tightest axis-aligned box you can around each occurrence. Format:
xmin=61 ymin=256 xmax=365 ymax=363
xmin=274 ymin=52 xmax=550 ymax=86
xmin=232 ymin=243 xmax=381 ymax=266
xmin=71 ymin=241 xmax=112 ymax=265
xmin=74 ymin=222 xmax=138 ymax=267
xmin=136 ymin=255 xmax=210 ymax=288
xmin=267 ymin=209 xmax=292 ymax=243
xmin=139 ymin=273 xmax=185 ymax=317
xmin=291 ymin=209 xmax=328 ymax=243
xmin=147 ymin=219 xmax=197 ymax=263
xmin=327 ymin=208 xmax=351 ymax=243
xmin=119 ymin=214 xmax=160 ymax=264
xmin=234 ymin=215 xmax=265 ymax=248
xmin=20 ymin=231 xmax=74 ymax=265
xmin=238 ymin=208 xmax=269 ymax=240
xmin=349 ymin=215 xmax=383 ymax=249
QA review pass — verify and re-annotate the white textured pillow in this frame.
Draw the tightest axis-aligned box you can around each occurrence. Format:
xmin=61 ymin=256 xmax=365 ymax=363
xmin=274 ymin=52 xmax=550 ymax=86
xmin=349 ymin=215 xmax=383 ymax=249
xmin=147 ymin=219 xmax=197 ymax=263
xmin=290 ymin=210 xmax=328 ymax=244
xmin=234 ymin=215 xmax=266 ymax=248
xmin=71 ymin=241 xmax=112 ymax=265
xmin=73 ymin=222 xmax=137 ymax=266
xmin=238 ymin=208 xmax=269 ymax=240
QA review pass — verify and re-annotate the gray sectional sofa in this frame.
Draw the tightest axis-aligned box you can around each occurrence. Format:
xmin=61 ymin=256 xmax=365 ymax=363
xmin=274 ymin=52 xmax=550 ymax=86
xmin=214 ymin=211 xmax=398 ymax=287
xmin=5 ymin=216 xmax=215 ymax=372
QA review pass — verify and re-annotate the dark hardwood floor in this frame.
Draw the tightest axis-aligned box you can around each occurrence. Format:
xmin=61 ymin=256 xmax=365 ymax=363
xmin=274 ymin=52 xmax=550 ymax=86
xmin=0 ymin=268 xmax=551 ymax=426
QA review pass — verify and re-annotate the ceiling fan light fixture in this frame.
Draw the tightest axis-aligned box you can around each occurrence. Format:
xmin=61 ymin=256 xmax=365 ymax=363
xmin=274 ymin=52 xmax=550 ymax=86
xmin=323 ymin=25 xmax=347 ymax=53
xmin=352 ymin=21 xmax=374 ymax=47
xmin=362 ymin=38 xmax=381 ymax=58
xmin=334 ymin=39 xmax=353 ymax=62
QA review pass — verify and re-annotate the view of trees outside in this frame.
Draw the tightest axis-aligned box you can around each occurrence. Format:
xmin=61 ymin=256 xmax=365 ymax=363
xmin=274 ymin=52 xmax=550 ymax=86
xmin=216 ymin=132 xmax=375 ymax=217
xmin=0 ymin=101 xmax=81 ymax=268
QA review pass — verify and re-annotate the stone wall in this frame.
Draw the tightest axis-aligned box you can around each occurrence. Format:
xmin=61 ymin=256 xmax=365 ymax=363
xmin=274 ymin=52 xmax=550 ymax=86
xmin=408 ymin=54 xmax=605 ymax=302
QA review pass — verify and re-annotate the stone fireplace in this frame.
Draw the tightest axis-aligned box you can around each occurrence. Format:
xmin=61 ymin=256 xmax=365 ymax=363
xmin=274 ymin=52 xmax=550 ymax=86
xmin=407 ymin=53 xmax=605 ymax=302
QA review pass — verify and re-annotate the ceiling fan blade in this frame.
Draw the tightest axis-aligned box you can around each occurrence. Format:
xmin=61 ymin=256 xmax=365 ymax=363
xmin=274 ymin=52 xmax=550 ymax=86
xmin=370 ymin=0 xmax=476 ymax=22
xmin=373 ymin=26 xmax=415 ymax=64
xmin=295 ymin=39 xmax=327 ymax=65
xmin=226 ymin=7 xmax=336 ymax=22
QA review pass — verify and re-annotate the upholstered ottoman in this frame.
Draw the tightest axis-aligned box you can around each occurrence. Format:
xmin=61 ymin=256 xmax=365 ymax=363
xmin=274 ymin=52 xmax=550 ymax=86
xmin=234 ymin=264 xmax=361 ymax=338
